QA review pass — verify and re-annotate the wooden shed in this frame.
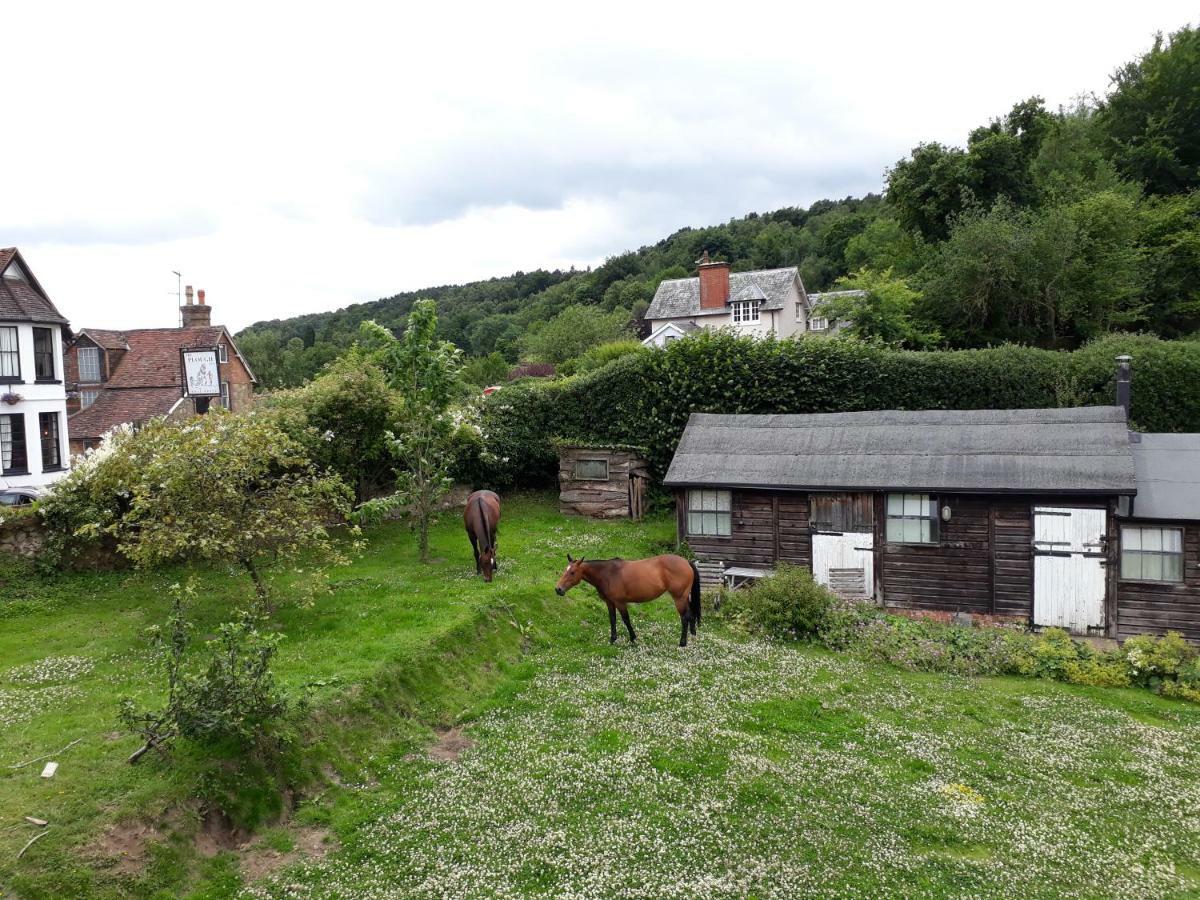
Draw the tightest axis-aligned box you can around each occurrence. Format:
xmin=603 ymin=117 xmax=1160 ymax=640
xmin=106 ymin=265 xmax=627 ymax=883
xmin=557 ymin=443 xmax=650 ymax=520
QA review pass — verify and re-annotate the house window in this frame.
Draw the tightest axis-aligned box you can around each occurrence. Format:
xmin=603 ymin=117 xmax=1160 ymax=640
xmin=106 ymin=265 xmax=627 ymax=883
xmin=796 ymin=300 xmax=804 ymax=320
xmin=39 ymin=412 xmax=61 ymax=469
xmin=808 ymin=317 xmax=829 ymax=332
xmin=218 ymin=343 xmax=229 ymax=363
xmin=0 ymin=327 xmax=19 ymax=380
xmin=1121 ymin=526 xmax=1184 ymax=582
xmin=33 ymin=327 xmax=55 ymax=380
xmin=220 ymin=381 xmax=231 ymax=410
xmin=688 ymin=489 xmax=732 ymax=537
xmin=80 ymin=389 xmax=99 ymax=409
xmin=0 ymin=414 xmax=27 ymax=473
xmin=731 ymin=301 xmax=760 ymax=324
xmin=663 ymin=335 xmax=677 ymax=345
xmin=573 ymin=458 xmax=609 ymax=481
xmin=77 ymin=346 xmax=101 ymax=383
xmin=886 ymin=493 xmax=939 ymax=544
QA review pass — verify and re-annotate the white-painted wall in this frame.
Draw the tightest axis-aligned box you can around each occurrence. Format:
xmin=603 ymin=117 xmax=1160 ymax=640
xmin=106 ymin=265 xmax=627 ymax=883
xmin=646 ymin=280 xmax=811 ymax=343
xmin=0 ymin=321 xmax=70 ymax=491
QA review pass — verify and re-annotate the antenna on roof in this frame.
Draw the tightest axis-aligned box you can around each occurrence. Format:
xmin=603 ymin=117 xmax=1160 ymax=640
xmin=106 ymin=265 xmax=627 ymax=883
xmin=170 ymin=271 xmax=182 ymax=327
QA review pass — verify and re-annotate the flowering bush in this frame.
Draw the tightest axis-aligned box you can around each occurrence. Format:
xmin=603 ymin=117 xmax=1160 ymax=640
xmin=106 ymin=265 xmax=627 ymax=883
xmin=729 ymin=565 xmax=835 ymax=640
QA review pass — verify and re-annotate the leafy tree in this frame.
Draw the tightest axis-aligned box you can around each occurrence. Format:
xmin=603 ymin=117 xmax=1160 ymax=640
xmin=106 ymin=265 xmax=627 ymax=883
xmin=42 ymin=412 xmax=352 ymax=606
xmin=842 ymin=216 xmax=923 ymax=274
xmin=822 ymin=269 xmax=941 ymax=348
xmin=461 ymin=351 xmax=511 ymax=387
xmin=359 ymin=302 xmax=464 ymax=563
xmin=1139 ymin=190 xmax=1200 ymax=335
xmin=1099 ymin=26 xmax=1200 ymax=195
xmin=521 ymin=304 xmax=631 ymax=365
xmin=1031 ymin=100 xmax=1129 ymax=203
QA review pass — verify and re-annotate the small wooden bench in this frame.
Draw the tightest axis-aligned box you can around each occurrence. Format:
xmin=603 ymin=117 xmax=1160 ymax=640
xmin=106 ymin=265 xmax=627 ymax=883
xmin=723 ymin=565 xmax=772 ymax=590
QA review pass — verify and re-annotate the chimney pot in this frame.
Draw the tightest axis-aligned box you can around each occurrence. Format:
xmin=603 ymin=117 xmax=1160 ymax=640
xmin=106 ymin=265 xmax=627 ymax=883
xmin=198 ymin=289 xmax=206 ymax=305
xmin=184 ymin=285 xmax=194 ymax=306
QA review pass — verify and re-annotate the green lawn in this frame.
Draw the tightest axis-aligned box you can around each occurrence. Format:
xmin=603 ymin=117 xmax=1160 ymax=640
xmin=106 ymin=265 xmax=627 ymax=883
xmin=4 ymin=497 xmax=1200 ymax=898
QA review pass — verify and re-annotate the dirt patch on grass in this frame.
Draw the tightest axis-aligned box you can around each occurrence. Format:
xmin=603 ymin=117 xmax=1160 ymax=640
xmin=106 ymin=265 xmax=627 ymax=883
xmin=194 ymin=806 xmax=248 ymax=858
xmin=429 ymin=726 xmax=474 ymax=761
xmin=94 ymin=820 xmax=165 ymax=875
xmin=239 ymin=826 xmax=337 ymax=882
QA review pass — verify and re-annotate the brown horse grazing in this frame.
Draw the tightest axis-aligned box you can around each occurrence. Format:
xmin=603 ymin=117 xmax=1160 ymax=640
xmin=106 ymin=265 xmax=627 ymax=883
xmin=555 ymin=554 xmax=701 ymax=647
xmin=464 ymin=490 xmax=501 ymax=581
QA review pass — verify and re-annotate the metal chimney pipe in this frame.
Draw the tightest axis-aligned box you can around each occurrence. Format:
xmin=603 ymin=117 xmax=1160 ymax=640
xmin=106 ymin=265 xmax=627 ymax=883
xmin=1115 ymin=354 xmax=1132 ymax=421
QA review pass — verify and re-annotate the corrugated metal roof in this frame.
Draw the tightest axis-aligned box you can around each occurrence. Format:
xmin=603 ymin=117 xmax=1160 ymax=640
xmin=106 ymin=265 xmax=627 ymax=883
xmin=646 ymin=267 xmax=801 ymax=320
xmin=1128 ymin=433 xmax=1200 ymax=521
xmin=664 ymin=407 xmax=1136 ymax=495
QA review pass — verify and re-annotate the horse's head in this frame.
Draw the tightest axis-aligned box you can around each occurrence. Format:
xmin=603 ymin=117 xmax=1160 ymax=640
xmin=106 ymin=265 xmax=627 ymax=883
xmin=555 ymin=554 xmax=584 ymax=596
xmin=479 ymin=546 xmax=496 ymax=582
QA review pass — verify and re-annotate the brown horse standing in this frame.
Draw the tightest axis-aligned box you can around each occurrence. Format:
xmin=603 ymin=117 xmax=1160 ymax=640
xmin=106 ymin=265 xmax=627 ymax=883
xmin=464 ymin=490 xmax=501 ymax=581
xmin=555 ymin=554 xmax=701 ymax=647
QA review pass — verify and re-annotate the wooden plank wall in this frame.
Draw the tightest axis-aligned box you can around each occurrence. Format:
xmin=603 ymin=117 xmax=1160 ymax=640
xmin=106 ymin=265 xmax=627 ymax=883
xmin=682 ymin=489 xmax=778 ymax=568
xmin=1117 ymin=523 xmax=1200 ymax=642
xmin=992 ymin=498 xmax=1034 ymax=618
xmin=777 ymin=494 xmax=812 ymax=568
xmin=878 ymin=496 xmax=993 ymax=614
xmin=558 ymin=448 xmax=649 ymax=519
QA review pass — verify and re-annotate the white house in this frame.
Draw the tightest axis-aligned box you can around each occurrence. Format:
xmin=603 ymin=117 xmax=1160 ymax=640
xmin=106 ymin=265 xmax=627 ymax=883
xmin=805 ymin=289 xmax=865 ymax=336
xmin=642 ymin=253 xmax=815 ymax=347
xmin=0 ymin=248 xmax=71 ymax=492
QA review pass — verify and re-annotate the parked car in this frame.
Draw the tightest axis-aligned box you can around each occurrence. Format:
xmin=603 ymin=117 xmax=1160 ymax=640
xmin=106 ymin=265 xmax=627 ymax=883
xmin=0 ymin=486 xmax=41 ymax=507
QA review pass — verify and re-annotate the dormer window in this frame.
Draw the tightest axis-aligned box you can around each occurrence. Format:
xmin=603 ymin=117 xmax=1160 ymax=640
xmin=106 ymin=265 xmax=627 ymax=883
xmin=731 ymin=300 xmax=760 ymax=324
xmin=78 ymin=346 xmax=102 ymax=383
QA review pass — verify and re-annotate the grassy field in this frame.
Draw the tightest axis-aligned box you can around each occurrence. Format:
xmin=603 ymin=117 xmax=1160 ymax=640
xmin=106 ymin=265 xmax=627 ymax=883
xmin=4 ymin=496 xmax=1200 ymax=897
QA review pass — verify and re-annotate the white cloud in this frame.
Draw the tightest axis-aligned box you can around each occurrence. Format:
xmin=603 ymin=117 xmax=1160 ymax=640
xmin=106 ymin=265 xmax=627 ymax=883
xmin=1 ymin=0 xmax=1194 ymax=331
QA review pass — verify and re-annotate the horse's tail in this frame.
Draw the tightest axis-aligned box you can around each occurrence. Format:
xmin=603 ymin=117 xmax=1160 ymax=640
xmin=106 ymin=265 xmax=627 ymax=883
xmin=689 ymin=561 xmax=702 ymax=627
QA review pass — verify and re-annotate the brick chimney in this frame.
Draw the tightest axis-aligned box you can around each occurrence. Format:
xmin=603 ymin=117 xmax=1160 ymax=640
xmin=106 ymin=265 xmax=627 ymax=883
xmin=181 ymin=285 xmax=212 ymax=328
xmin=697 ymin=250 xmax=730 ymax=310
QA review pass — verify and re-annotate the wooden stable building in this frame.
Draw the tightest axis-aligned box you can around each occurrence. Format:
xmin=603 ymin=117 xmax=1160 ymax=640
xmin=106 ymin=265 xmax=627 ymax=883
xmin=557 ymin=443 xmax=650 ymax=520
xmin=665 ymin=407 xmax=1200 ymax=642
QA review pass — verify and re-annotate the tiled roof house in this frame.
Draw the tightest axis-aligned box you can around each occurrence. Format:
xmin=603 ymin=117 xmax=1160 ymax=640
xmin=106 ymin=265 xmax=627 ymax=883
xmin=65 ymin=287 xmax=257 ymax=454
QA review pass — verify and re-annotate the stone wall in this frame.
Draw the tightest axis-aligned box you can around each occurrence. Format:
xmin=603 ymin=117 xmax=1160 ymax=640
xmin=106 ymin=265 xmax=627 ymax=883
xmin=0 ymin=513 xmax=46 ymax=558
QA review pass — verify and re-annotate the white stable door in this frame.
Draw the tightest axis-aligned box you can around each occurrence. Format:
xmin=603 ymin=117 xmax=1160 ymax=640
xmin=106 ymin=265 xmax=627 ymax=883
xmin=812 ymin=532 xmax=874 ymax=598
xmin=1032 ymin=507 xmax=1106 ymax=633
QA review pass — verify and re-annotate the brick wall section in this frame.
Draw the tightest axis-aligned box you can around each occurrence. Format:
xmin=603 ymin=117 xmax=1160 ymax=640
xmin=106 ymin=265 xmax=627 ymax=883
xmin=698 ymin=262 xmax=730 ymax=309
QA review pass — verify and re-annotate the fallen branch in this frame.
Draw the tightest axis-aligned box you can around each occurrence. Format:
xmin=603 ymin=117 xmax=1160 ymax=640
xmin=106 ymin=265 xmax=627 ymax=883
xmin=128 ymin=731 xmax=175 ymax=765
xmin=16 ymin=828 xmax=49 ymax=859
xmin=6 ymin=738 xmax=83 ymax=770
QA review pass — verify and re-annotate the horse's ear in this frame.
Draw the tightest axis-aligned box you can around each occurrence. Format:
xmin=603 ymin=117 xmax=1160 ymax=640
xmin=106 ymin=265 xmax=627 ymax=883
xmin=567 ymin=553 xmax=574 ymax=563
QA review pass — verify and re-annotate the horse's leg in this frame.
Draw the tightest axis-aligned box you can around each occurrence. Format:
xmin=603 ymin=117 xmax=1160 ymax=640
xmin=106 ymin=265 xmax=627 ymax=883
xmin=619 ymin=606 xmax=636 ymax=643
xmin=469 ymin=534 xmax=480 ymax=573
xmin=606 ymin=601 xmax=618 ymax=644
xmin=675 ymin=593 xmax=690 ymax=647
xmin=491 ymin=526 xmax=499 ymax=571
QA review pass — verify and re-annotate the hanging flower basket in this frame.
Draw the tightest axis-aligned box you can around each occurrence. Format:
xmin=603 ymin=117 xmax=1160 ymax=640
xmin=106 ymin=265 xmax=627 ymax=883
xmin=1 ymin=391 xmax=22 ymax=405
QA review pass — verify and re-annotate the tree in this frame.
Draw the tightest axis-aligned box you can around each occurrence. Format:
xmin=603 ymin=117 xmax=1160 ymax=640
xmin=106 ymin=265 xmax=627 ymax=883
xmin=44 ymin=412 xmax=353 ymax=607
xmin=359 ymin=301 xmax=464 ymax=563
xmin=822 ymin=268 xmax=940 ymax=348
xmin=461 ymin=351 xmax=511 ymax=387
xmin=1099 ymin=26 xmax=1200 ymax=195
xmin=521 ymin=304 xmax=631 ymax=365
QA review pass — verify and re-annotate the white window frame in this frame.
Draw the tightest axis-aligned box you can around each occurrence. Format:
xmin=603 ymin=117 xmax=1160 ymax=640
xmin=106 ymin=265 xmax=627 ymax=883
xmin=220 ymin=381 xmax=231 ymax=410
xmin=0 ymin=326 xmax=19 ymax=380
xmin=77 ymin=346 xmax=101 ymax=383
xmin=886 ymin=493 xmax=939 ymax=545
xmin=1121 ymin=525 xmax=1184 ymax=583
xmin=808 ymin=316 xmax=829 ymax=332
xmin=687 ymin=489 xmax=732 ymax=537
xmin=218 ymin=342 xmax=229 ymax=363
xmin=731 ymin=301 xmax=760 ymax=324
xmin=80 ymin=389 xmax=99 ymax=409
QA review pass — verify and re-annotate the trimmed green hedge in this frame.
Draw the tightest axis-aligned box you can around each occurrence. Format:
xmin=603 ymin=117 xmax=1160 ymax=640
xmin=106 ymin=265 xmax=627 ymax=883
xmin=477 ymin=331 xmax=1200 ymax=487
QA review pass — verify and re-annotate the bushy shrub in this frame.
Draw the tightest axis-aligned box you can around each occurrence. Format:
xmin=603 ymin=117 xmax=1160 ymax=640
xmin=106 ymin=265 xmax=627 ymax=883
xmin=478 ymin=329 xmax=1200 ymax=487
xmin=572 ymin=340 xmax=649 ymax=375
xmin=1122 ymin=631 xmax=1197 ymax=686
xmin=731 ymin=565 xmax=836 ymax=640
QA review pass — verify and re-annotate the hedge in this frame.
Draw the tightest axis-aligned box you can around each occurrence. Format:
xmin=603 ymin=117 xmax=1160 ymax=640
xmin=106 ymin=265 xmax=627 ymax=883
xmin=476 ymin=331 xmax=1200 ymax=487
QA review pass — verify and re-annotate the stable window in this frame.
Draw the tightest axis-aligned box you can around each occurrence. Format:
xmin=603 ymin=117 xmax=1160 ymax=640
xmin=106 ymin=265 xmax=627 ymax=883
xmin=808 ymin=316 xmax=829 ymax=332
xmin=80 ymin=389 xmax=99 ymax=409
xmin=886 ymin=493 xmax=938 ymax=544
xmin=688 ymin=489 xmax=731 ymax=537
xmin=573 ymin=458 xmax=609 ymax=481
xmin=0 ymin=413 xmax=27 ymax=473
xmin=0 ymin=327 xmax=19 ymax=380
xmin=33 ymin=327 xmax=55 ymax=380
xmin=731 ymin=300 xmax=760 ymax=324
xmin=39 ymin=412 xmax=61 ymax=469
xmin=1121 ymin=526 xmax=1184 ymax=582
xmin=77 ymin=346 xmax=101 ymax=383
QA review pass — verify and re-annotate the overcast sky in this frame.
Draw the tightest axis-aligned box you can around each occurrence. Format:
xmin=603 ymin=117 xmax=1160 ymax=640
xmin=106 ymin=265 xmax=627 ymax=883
xmin=2 ymin=2 xmax=1195 ymax=332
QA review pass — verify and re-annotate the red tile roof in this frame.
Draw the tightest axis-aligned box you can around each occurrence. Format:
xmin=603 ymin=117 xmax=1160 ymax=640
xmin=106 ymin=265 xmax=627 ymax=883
xmin=0 ymin=248 xmax=69 ymax=325
xmin=69 ymin=387 xmax=185 ymax=440
xmin=77 ymin=328 xmax=130 ymax=350
xmin=101 ymin=327 xmax=225 ymax=388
